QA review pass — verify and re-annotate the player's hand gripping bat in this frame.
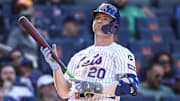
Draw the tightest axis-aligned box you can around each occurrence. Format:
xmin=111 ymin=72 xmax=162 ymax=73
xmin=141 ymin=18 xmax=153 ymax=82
xmin=18 ymin=16 xmax=74 ymax=78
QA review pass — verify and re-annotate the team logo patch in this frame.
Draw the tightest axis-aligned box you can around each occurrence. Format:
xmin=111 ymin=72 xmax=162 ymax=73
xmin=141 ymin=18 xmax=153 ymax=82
xmin=128 ymin=55 xmax=133 ymax=61
xmin=128 ymin=64 xmax=136 ymax=71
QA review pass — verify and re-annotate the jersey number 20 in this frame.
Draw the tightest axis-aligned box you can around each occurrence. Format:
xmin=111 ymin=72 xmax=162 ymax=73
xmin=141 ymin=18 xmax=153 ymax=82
xmin=88 ymin=67 xmax=106 ymax=79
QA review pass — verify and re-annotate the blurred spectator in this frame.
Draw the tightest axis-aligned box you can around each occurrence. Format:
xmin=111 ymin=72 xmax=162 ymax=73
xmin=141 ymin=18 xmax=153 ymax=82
xmin=0 ymin=78 xmax=17 ymax=101
xmin=18 ymin=58 xmax=34 ymax=94
xmin=36 ymin=75 xmax=62 ymax=101
xmin=137 ymin=63 xmax=175 ymax=101
xmin=62 ymin=16 xmax=80 ymax=38
xmin=12 ymin=0 xmax=33 ymax=15
xmin=8 ymin=48 xmax=24 ymax=76
xmin=110 ymin=0 xmax=155 ymax=41
xmin=0 ymin=63 xmax=34 ymax=101
xmin=7 ymin=10 xmax=49 ymax=56
xmin=49 ymin=0 xmax=63 ymax=17
xmin=174 ymin=68 xmax=180 ymax=95
xmin=148 ymin=52 xmax=175 ymax=89
xmin=18 ymin=57 xmax=42 ymax=93
xmin=61 ymin=16 xmax=88 ymax=48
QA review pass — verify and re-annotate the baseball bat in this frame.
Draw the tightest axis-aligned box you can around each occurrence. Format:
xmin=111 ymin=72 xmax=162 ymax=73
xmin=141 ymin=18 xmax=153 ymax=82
xmin=18 ymin=16 xmax=74 ymax=78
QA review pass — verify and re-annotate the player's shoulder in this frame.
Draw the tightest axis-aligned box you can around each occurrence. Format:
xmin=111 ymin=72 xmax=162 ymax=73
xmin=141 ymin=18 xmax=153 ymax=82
xmin=72 ymin=45 xmax=94 ymax=58
xmin=112 ymin=42 xmax=134 ymax=56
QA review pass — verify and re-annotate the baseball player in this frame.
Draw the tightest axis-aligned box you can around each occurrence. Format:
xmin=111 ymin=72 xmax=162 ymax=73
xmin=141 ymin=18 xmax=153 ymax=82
xmin=40 ymin=3 xmax=138 ymax=101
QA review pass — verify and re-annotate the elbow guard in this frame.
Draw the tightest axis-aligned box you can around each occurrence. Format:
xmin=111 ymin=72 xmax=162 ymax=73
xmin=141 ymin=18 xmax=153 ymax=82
xmin=115 ymin=74 xmax=138 ymax=96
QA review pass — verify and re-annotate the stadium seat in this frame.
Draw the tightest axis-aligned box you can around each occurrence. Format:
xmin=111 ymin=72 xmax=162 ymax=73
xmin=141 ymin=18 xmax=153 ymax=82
xmin=128 ymin=41 xmax=154 ymax=56
xmin=48 ymin=26 xmax=62 ymax=38
xmin=120 ymin=95 xmax=155 ymax=101
xmin=116 ymin=28 xmax=131 ymax=46
xmin=2 ymin=4 xmax=12 ymax=18
xmin=161 ymin=96 xmax=180 ymax=101
xmin=171 ymin=40 xmax=180 ymax=54
xmin=34 ymin=16 xmax=52 ymax=29
xmin=49 ymin=38 xmax=82 ymax=65
xmin=34 ymin=5 xmax=53 ymax=18
xmin=119 ymin=17 xmax=129 ymax=29
xmin=154 ymin=8 xmax=173 ymax=18
xmin=134 ymin=54 xmax=148 ymax=73
xmin=157 ymin=0 xmax=180 ymax=8
xmin=176 ymin=5 xmax=180 ymax=17
xmin=176 ymin=18 xmax=180 ymax=39
xmin=138 ymin=28 xmax=164 ymax=43
xmin=75 ymin=0 xmax=108 ymax=6
xmin=127 ymin=0 xmax=150 ymax=7
xmin=173 ymin=53 xmax=180 ymax=68
xmin=152 ymin=42 xmax=170 ymax=53
xmin=136 ymin=17 xmax=159 ymax=31
xmin=160 ymin=28 xmax=175 ymax=42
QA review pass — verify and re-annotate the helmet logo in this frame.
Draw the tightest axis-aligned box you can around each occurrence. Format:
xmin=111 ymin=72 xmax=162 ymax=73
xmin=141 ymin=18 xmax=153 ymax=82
xmin=101 ymin=5 xmax=108 ymax=11
xmin=100 ymin=4 xmax=116 ymax=16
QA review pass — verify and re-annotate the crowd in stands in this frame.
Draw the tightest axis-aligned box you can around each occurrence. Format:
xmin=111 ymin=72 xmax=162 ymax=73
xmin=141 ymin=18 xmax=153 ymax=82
xmin=0 ymin=0 xmax=180 ymax=101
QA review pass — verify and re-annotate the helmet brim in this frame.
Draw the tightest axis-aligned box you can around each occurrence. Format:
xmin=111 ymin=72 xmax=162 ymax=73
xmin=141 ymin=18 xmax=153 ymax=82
xmin=92 ymin=10 xmax=116 ymax=20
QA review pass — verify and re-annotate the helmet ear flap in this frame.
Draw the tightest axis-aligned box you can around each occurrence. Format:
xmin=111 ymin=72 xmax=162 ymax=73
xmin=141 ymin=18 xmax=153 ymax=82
xmin=111 ymin=23 xmax=119 ymax=34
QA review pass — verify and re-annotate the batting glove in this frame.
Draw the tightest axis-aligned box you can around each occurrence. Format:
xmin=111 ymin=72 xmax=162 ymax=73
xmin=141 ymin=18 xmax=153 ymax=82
xmin=70 ymin=78 xmax=103 ymax=94
xmin=40 ymin=44 xmax=60 ymax=71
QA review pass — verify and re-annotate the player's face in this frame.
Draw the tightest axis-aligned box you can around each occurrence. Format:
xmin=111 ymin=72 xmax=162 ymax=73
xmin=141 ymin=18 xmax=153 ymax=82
xmin=92 ymin=12 xmax=114 ymax=34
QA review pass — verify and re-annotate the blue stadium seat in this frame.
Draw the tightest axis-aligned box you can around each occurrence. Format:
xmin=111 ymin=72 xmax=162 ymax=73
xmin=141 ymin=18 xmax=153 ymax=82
xmin=138 ymin=28 xmax=164 ymax=42
xmin=157 ymin=0 xmax=180 ymax=8
xmin=34 ymin=5 xmax=53 ymax=18
xmin=161 ymin=96 xmax=180 ymax=101
xmin=50 ymin=38 xmax=82 ymax=65
xmin=129 ymin=41 xmax=170 ymax=55
xmin=128 ymin=41 xmax=154 ymax=56
xmin=134 ymin=54 xmax=148 ymax=73
xmin=48 ymin=26 xmax=62 ymax=38
xmin=136 ymin=17 xmax=160 ymax=33
xmin=119 ymin=17 xmax=129 ymax=29
xmin=177 ymin=18 xmax=180 ymax=39
xmin=176 ymin=5 xmax=180 ymax=17
xmin=152 ymin=42 xmax=170 ymax=53
xmin=173 ymin=53 xmax=180 ymax=68
xmin=171 ymin=40 xmax=180 ymax=54
xmin=34 ymin=16 xmax=52 ymax=29
xmin=127 ymin=0 xmax=150 ymax=7
xmin=154 ymin=8 xmax=173 ymax=18
xmin=160 ymin=28 xmax=175 ymax=42
xmin=158 ymin=17 xmax=171 ymax=28
xmin=75 ymin=0 xmax=108 ymax=6
xmin=120 ymin=95 xmax=155 ymax=101
xmin=52 ymin=15 xmax=65 ymax=28
xmin=2 ymin=4 xmax=12 ymax=18
xmin=116 ymin=28 xmax=131 ymax=46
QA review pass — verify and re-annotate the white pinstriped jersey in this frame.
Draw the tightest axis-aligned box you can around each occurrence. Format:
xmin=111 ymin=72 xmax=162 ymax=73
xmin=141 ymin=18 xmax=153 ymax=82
xmin=64 ymin=42 xmax=137 ymax=101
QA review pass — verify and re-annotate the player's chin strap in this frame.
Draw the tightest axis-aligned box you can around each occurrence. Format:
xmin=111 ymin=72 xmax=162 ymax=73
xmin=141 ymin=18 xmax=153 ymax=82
xmin=115 ymin=74 xmax=139 ymax=96
xmin=101 ymin=20 xmax=119 ymax=34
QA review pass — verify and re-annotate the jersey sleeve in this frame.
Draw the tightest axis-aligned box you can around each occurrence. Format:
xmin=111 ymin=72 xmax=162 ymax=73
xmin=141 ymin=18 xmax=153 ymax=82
xmin=114 ymin=48 xmax=137 ymax=76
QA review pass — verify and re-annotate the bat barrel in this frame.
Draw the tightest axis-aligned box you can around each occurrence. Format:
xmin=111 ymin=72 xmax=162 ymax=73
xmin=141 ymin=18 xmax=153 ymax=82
xmin=18 ymin=16 xmax=67 ymax=71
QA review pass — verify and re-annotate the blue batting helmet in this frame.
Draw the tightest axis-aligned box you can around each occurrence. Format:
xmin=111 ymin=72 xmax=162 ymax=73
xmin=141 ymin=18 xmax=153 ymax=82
xmin=92 ymin=3 xmax=120 ymax=34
